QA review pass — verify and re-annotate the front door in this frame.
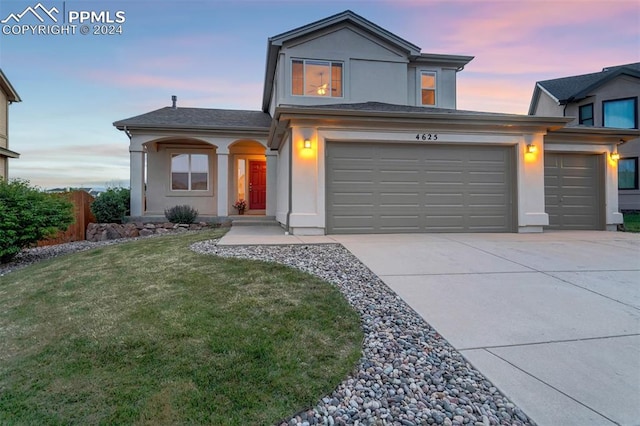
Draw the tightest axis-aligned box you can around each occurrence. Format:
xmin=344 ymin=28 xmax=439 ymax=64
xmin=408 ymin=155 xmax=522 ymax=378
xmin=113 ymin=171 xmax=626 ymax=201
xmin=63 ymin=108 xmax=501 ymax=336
xmin=248 ymin=160 xmax=266 ymax=210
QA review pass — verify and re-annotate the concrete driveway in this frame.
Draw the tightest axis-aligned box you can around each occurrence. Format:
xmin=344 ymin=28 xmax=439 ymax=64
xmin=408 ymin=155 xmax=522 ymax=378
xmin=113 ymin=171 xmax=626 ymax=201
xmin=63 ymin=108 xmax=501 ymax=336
xmin=220 ymin=228 xmax=639 ymax=425
xmin=331 ymin=231 xmax=640 ymax=426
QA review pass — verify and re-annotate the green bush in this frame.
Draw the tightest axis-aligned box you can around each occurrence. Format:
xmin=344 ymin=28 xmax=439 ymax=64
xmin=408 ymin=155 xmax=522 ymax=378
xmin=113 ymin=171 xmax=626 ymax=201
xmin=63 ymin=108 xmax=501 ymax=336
xmin=90 ymin=188 xmax=130 ymax=223
xmin=164 ymin=205 xmax=198 ymax=224
xmin=0 ymin=179 xmax=74 ymax=263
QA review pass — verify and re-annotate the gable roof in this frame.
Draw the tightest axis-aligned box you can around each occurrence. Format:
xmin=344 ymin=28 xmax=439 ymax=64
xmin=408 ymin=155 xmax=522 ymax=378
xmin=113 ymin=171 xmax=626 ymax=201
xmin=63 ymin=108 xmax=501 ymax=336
xmin=262 ymin=10 xmax=422 ymax=111
xmin=113 ymin=107 xmax=272 ymax=132
xmin=0 ymin=69 xmax=21 ymax=103
xmin=528 ymin=63 xmax=640 ymax=114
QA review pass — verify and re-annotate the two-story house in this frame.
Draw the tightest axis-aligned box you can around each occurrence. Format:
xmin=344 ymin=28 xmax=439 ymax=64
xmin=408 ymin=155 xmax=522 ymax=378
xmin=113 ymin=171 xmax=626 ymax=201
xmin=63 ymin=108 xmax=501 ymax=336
xmin=0 ymin=69 xmax=21 ymax=180
xmin=529 ymin=63 xmax=640 ymax=212
xmin=115 ymin=10 xmax=638 ymax=234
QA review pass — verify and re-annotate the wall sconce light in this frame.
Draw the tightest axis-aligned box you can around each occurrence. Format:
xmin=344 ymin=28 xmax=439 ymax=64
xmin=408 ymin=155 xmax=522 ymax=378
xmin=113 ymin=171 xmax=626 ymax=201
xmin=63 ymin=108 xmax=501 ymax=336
xmin=303 ymin=139 xmax=312 ymax=149
xmin=526 ymin=144 xmax=537 ymax=154
xmin=610 ymin=152 xmax=620 ymax=161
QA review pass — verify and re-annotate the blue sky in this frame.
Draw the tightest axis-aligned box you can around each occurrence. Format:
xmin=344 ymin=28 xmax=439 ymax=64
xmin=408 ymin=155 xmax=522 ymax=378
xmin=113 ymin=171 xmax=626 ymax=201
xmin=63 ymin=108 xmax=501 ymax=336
xmin=1 ymin=0 xmax=638 ymax=188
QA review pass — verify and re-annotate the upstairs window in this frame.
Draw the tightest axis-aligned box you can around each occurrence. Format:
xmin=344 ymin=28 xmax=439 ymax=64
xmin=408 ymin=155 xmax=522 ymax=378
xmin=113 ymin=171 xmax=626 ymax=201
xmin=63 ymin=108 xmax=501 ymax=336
xmin=579 ymin=103 xmax=594 ymax=126
xmin=603 ymin=98 xmax=638 ymax=129
xmin=292 ymin=59 xmax=343 ymax=97
xmin=171 ymin=154 xmax=209 ymax=191
xmin=420 ymin=72 xmax=436 ymax=106
xmin=619 ymin=157 xmax=638 ymax=190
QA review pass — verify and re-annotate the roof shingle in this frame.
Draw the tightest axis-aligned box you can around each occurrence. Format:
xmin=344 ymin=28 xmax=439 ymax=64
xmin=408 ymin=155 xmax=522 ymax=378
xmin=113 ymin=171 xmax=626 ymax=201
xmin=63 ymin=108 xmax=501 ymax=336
xmin=113 ymin=107 xmax=272 ymax=130
xmin=537 ymin=63 xmax=640 ymax=103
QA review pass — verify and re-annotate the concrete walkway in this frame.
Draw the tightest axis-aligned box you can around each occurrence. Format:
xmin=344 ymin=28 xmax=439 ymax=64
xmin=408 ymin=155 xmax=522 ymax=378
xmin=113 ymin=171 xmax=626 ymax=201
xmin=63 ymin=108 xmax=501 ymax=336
xmin=219 ymin=228 xmax=640 ymax=426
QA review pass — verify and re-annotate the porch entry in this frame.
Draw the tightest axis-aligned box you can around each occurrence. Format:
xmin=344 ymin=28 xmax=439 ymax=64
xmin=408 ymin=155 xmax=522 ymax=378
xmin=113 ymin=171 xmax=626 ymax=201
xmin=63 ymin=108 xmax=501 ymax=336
xmin=249 ymin=160 xmax=266 ymax=210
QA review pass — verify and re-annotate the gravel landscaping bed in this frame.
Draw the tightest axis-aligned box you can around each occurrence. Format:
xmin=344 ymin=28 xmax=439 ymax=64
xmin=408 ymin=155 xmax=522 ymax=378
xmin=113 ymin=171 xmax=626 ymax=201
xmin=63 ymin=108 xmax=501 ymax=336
xmin=192 ymin=241 xmax=536 ymax=426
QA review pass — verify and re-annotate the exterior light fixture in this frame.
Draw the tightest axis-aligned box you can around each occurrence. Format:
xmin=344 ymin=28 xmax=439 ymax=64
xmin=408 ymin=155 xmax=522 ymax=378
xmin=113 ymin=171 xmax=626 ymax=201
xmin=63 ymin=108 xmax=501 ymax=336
xmin=526 ymin=144 xmax=537 ymax=154
xmin=610 ymin=152 xmax=620 ymax=161
xmin=303 ymin=139 xmax=312 ymax=149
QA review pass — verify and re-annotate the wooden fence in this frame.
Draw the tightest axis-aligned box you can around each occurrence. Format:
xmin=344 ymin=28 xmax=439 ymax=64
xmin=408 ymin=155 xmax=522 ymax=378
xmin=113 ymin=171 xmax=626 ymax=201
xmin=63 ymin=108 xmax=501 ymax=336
xmin=37 ymin=191 xmax=96 ymax=247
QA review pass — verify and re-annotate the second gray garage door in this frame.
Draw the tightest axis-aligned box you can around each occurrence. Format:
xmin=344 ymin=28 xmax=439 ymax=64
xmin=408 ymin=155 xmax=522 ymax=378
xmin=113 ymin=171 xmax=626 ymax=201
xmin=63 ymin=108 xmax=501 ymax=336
xmin=326 ymin=143 xmax=515 ymax=234
xmin=544 ymin=152 xmax=603 ymax=230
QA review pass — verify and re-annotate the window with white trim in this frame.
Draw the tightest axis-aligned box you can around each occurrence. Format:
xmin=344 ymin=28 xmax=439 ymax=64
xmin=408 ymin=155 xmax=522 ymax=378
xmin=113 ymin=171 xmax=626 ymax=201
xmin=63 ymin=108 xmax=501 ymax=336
xmin=171 ymin=154 xmax=209 ymax=191
xmin=292 ymin=59 xmax=343 ymax=97
xmin=420 ymin=72 xmax=436 ymax=106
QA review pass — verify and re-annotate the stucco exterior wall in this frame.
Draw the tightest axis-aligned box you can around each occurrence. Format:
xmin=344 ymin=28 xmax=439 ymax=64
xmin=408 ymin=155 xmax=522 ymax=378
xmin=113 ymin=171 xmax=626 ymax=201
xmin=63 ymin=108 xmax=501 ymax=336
xmin=407 ymin=66 xmax=457 ymax=109
xmin=532 ymin=90 xmax=563 ymax=117
xmin=275 ymin=135 xmax=291 ymax=226
xmin=565 ymin=76 xmax=639 ymax=127
xmin=145 ymin=144 xmax=217 ymax=216
xmin=619 ymin=138 xmax=640 ymax=210
xmin=275 ymin=26 xmax=408 ymax=109
xmin=350 ymin=59 xmax=407 ymax=104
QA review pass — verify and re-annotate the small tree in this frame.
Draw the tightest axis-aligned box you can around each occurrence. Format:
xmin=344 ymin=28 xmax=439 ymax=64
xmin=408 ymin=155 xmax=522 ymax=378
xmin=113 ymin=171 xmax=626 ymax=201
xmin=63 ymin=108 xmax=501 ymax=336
xmin=0 ymin=179 xmax=75 ymax=263
xmin=90 ymin=187 xmax=130 ymax=223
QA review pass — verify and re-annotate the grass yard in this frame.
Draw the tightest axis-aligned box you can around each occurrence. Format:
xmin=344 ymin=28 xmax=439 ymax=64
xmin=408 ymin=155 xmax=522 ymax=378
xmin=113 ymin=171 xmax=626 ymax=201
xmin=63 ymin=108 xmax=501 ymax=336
xmin=623 ymin=212 xmax=640 ymax=232
xmin=0 ymin=230 xmax=363 ymax=425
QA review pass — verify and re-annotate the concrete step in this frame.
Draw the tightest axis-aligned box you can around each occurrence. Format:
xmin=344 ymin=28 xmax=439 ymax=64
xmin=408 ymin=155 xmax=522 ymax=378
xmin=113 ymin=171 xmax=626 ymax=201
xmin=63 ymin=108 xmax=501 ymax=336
xmin=231 ymin=216 xmax=279 ymax=227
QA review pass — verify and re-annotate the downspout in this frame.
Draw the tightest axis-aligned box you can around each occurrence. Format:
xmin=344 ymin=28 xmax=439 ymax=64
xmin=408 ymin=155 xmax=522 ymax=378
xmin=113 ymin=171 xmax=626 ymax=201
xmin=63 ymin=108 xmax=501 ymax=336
xmin=562 ymin=97 xmax=574 ymax=118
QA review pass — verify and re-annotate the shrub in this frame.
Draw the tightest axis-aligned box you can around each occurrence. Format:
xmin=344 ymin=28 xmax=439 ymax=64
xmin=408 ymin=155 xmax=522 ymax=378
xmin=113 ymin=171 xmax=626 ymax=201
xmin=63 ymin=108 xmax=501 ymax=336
xmin=90 ymin=187 xmax=130 ymax=223
xmin=0 ymin=179 xmax=74 ymax=263
xmin=164 ymin=205 xmax=198 ymax=224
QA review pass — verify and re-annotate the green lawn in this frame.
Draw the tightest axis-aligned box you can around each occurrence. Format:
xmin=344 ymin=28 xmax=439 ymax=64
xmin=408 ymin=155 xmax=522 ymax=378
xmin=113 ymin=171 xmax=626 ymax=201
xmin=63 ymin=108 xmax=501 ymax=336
xmin=0 ymin=230 xmax=363 ymax=425
xmin=623 ymin=212 xmax=640 ymax=232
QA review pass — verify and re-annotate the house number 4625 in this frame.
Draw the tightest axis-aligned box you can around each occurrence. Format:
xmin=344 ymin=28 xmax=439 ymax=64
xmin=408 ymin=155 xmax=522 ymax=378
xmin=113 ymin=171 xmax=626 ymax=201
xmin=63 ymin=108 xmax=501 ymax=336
xmin=416 ymin=133 xmax=438 ymax=141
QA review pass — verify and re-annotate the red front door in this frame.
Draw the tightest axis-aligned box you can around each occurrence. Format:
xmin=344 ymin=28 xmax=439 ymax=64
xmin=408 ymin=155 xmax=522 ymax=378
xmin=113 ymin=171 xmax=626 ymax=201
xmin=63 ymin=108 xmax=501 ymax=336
xmin=248 ymin=160 xmax=266 ymax=210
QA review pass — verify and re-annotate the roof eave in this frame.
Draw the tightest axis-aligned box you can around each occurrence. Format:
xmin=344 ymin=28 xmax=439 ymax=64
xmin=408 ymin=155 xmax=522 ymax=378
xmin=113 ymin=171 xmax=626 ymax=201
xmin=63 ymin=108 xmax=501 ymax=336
xmin=0 ymin=146 xmax=20 ymax=158
xmin=274 ymin=105 xmax=571 ymax=130
xmin=114 ymin=122 xmax=270 ymax=134
xmin=0 ymin=69 xmax=21 ymax=102
xmin=411 ymin=53 xmax=474 ymax=69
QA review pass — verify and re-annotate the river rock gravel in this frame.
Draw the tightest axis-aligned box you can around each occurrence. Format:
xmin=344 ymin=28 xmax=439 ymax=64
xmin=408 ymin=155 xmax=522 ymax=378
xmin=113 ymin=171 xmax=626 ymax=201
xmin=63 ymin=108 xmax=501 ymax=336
xmin=191 ymin=241 xmax=536 ymax=426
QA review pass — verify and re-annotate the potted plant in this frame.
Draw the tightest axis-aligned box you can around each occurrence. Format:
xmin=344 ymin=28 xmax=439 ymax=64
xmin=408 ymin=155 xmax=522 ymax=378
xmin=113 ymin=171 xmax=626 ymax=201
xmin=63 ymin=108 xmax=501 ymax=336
xmin=233 ymin=199 xmax=247 ymax=215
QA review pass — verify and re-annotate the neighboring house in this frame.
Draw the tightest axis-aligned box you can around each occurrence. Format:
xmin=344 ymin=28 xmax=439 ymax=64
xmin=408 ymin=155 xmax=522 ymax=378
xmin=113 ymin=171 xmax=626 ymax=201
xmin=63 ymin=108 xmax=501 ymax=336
xmin=115 ymin=10 xmax=638 ymax=234
xmin=529 ymin=63 xmax=640 ymax=211
xmin=0 ymin=69 xmax=21 ymax=180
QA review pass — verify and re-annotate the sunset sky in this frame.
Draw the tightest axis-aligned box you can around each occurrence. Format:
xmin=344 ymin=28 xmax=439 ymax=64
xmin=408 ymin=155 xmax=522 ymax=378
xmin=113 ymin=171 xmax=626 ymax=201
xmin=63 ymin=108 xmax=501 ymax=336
xmin=1 ymin=0 xmax=638 ymax=188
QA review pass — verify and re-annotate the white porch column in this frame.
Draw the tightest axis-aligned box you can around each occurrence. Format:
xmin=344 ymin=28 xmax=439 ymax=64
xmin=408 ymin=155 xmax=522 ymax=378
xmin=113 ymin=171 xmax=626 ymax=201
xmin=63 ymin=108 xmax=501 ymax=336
xmin=266 ymin=151 xmax=277 ymax=217
xmin=217 ymin=150 xmax=229 ymax=217
xmin=129 ymin=149 xmax=145 ymax=217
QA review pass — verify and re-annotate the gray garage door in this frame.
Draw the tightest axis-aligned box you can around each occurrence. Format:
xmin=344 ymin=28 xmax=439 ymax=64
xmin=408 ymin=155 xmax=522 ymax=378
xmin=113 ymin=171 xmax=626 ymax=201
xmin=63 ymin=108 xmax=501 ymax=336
xmin=544 ymin=153 xmax=603 ymax=230
xmin=326 ymin=143 xmax=515 ymax=234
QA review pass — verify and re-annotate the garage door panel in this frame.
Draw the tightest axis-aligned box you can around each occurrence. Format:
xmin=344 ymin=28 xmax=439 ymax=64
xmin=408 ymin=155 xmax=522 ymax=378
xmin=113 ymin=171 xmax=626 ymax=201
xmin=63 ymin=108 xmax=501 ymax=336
xmin=327 ymin=143 xmax=514 ymax=234
xmin=544 ymin=153 xmax=602 ymax=230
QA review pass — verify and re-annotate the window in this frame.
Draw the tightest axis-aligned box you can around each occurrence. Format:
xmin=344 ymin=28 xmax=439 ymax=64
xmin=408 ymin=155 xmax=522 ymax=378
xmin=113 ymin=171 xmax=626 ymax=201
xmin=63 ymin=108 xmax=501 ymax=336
xmin=603 ymin=98 xmax=638 ymax=129
xmin=579 ymin=103 xmax=594 ymax=126
xmin=291 ymin=59 xmax=343 ymax=97
xmin=420 ymin=72 xmax=436 ymax=106
xmin=171 ymin=154 xmax=209 ymax=191
xmin=619 ymin=157 xmax=638 ymax=190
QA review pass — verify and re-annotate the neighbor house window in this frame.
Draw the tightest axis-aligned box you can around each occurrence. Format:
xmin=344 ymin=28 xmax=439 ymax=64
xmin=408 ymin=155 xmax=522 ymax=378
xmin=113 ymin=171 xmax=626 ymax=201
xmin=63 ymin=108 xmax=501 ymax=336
xmin=171 ymin=154 xmax=209 ymax=191
xmin=603 ymin=98 xmax=638 ymax=129
xmin=619 ymin=157 xmax=639 ymax=190
xmin=579 ymin=103 xmax=594 ymax=126
xmin=420 ymin=72 xmax=436 ymax=106
xmin=291 ymin=59 xmax=343 ymax=97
